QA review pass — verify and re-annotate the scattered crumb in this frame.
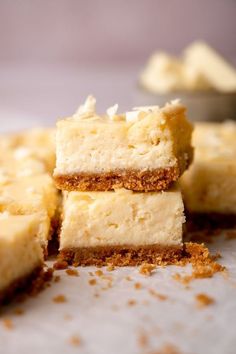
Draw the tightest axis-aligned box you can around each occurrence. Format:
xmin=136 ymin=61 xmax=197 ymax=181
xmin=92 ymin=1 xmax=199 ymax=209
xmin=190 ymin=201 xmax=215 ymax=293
xmin=195 ymin=293 xmax=215 ymax=308
xmin=54 ymin=275 xmax=61 ymax=283
xmin=125 ymin=276 xmax=132 ymax=281
xmin=134 ymin=282 xmax=142 ymax=290
xmin=69 ymin=335 xmax=81 ymax=346
xmin=64 ymin=314 xmax=73 ymax=321
xmin=12 ymin=308 xmax=24 ymax=316
xmin=94 ymin=293 xmax=100 ymax=298
xmin=149 ymin=289 xmax=167 ymax=301
xmin=88 ymin=272 xmax=94 ymax=276
xmin=106 ymin=264 xmax=115 ymax=272
xmin=88 ymin=279 xmax=97 ymax=286
xmin=2 ymin=318 xmax=14 ymax=330
xmin=53 ymin=294 xmax=67 ymax=303
xmin=95 ymin=270 xmax=104 ymax=277
xmin=27 ymin=267 xmax=54 ymax=297
xmin=139 ymin=263 xmax=156 ymax=276
xmin=148 ymin=343 xmax=182 ymax=354
xmin=225 ymin=230 xmax=236 ymax=240
xmin=127 ymin=299 xmax=136 ymax=306
xmin=137 ymin=331 xmax=149 ymax=348
xmin=66 ymin=269 xmax=79 ymax=277
xmin=53 ymin=260 xmax=68 ymax=270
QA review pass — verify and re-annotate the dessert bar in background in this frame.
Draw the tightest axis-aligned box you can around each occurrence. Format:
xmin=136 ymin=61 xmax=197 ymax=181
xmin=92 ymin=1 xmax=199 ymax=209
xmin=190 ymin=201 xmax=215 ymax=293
xmin=0 ymin=213 xmax=44 ymax=305
xmin=180 ymin=121 xmax=236 ymax=228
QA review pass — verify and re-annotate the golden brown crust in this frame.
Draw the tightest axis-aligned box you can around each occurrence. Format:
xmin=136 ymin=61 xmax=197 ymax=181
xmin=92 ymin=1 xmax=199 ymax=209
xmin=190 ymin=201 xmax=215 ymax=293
xmin=58 ymin=244 xmax=183 ymax=266
xmin=0 ymin=264 xmax=42 ymax=305
xmin=54 ymin=167 xmax=181 ymax=192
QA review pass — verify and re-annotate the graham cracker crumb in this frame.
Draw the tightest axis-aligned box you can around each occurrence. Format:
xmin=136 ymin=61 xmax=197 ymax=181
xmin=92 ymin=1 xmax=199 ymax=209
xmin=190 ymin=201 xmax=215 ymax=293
xmin=139 ymin=263 xmax=156 ymax=276
xmin=69 ymin=335 xmax=81 ymax=346
xmin=94 ymin=293 xmax=100 ymax=298
xmin=196 ymin=293 xmax=215 ymax=308
xmin=89 ymin=272 xmax=94 ymax=276
xmin=127 ymin=299 xmax=136 ymax=306
xmin=225 ymin=230 xmax=236 ymax=240
xmin=138 ymin=331 xmax=149 ymax=348
xmin=148 ymin=343 xmax=182 ymax=354
xmin=106 ymin=264 xmax=115 ymax=271
xmin=53 ymin=294 xmax=67 ymax=303
xmin=53 ymin=260 xmax=68 ymax=270
xmin=149 ymin=289 xmax=167 ymax=301
xmin=2 ymin=318 xmax=14 ymax=330
xmin=12 ymin=308 xmax=24 ymax=316
xmin=125 ymin=276 xmax=132 ymax=281
xmin=95 ymin=270 xmax=104 ymax=277
xmin=54 ymin=275 xmax=61 ymax=283
xmin=88 ymin=279 xmax=97 ymax=286
xmin=134 ymin=282 xmax=142 ymax=290
xmin=66 ymin=269 xmax=79 ymax=277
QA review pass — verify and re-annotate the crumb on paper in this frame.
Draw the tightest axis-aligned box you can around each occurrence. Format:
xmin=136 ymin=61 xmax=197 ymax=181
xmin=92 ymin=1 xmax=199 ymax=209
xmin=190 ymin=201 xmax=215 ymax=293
xmin=106 ymin=264 xmax=115 ymax=272
xmin=66 ymin=269 xmax=79 ymax=277
xmin=88 ymin=279 xmax=97 ymax=286
xmin=54 ymin=275 xmax=61 ymax=283
xmin=12 ymin=308 xmax=24 ymax=316
xmin=94 ymin=293 xmax=100 ymax=298
xmin=2 ymin=318 xmax=14 ymax=330
xmin=148 ymin=343 xmax=182 ymax=354
xmin=88 ymin=271 xmax=94 ymax=276
xmin=53 ymin=260 xmax=68 ymax=270
xmin=139 ymin=263 xmax=156 ymax=276
xmin=137 ymin=331 xmax=149 ymax=348
xmin=64 ymin=314 xmax=73 ymax=321
xmin=127 ymin=299 xmax=136 ymax=306
xmin=69 ymin=335 xmax=82 ymax=346
xmin=225 ymin=229 xmax=236 ymax=240
xmin=134 ymin=282 xmax=142 ymax=290
xmin=149 ymin=289 xmax=167 ymax=301
xmin=196 ymin=293 xmax=215 ymax=308
xmin=125 ymin=276 xmax=132 ymax=281
xmin=95 ymin=269 xmax=104 ymax=277
xmin=52 ymin=294 xmax=67 ymax=303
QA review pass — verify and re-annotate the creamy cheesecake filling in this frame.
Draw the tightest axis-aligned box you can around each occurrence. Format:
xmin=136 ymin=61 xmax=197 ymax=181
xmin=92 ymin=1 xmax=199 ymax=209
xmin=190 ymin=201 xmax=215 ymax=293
xmin=0 ymin=214 xmax=43 ymax=292
xmin=60 ymin=187 xmax=185 ymax=250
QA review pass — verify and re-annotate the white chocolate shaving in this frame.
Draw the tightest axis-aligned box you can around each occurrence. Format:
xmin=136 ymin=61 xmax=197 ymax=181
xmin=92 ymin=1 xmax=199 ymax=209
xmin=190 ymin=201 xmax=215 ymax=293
xmin=106 ymin=104 xmax=119 ymax=120
xmin=74 ymin=95 xmax=96 ymax=118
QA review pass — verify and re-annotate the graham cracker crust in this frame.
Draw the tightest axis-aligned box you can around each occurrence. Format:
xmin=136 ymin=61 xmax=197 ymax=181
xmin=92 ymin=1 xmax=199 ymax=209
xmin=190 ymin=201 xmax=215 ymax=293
xmin=58 ymin=244 xmax=183 ymax=266
xmin=0 ymin=264 xmax=42 ymax=305
xmin=54 ymin=166 xmax=180 ymax=192
xmin=186 ymin=211 xmax=236 ymax=231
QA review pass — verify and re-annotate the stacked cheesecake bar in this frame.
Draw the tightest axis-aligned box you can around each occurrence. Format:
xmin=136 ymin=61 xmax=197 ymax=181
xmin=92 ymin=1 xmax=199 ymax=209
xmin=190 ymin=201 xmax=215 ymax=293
xmin=54 ymin=96 xmax=193 ymax=266
xmin=0 ymin=129 xmax=58 ymax=303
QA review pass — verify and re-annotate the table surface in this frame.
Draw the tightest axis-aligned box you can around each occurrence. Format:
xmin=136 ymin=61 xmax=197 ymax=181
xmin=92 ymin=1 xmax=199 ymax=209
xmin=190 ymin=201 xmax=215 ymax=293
xmin=0 ymin=64 xmax=236 ymax=354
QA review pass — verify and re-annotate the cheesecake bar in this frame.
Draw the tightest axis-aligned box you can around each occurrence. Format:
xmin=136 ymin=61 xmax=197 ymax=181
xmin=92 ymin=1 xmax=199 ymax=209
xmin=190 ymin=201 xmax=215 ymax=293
xmin=180 ymin=121 xmax=236 ymax=226
xmin=54 ymin=96 xmax=193 ymax=192
xmin=59 ymin=186 xmax=185 ymax=266
xmin=0 ymin=174 xmax=59 ymax=250
xmin=0 ymin=213 xmax=43 ymax=304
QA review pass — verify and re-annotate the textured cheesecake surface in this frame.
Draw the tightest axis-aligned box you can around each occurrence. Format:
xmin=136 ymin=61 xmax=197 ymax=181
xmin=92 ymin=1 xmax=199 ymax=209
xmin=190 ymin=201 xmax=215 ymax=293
xmin=0 ymin=175 xmax=59 ymax=247
xmin=54 ymin=96 xmax=193 ymax=192
xmin=181 ymin=121 xmax=236 ymax=214
xmin=0 ymin=213 xmax=43 ymax=301
xmin=59 ymin=186 xmax=185 ymax=265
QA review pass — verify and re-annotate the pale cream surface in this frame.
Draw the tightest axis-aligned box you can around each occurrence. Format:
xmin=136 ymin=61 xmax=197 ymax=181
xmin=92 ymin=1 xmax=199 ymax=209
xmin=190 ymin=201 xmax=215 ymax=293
xmin=60 ymin=186 xmax=185 ymax=249
xmin=0 ymin=213 xmax=43 ymax=291
xmin=180 ymin=121 xmax=236 ymax=213
xmin=55 ymin=102 xmax=193 ymax=175
xmin=0 ymin=174 xmax=58 ymax=245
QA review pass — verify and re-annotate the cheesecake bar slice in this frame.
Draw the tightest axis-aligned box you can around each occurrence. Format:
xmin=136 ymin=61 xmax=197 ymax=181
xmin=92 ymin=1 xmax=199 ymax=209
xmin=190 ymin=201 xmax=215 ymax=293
xmin=180 ymin=121 xmax=236 ymax=227
xmin=0 ymin=213 xmax=44 ymax=304
xmin=0 ymin=174 xmax=59 ymax=251
xmin=59 ymin=186 xmax=185 ymax=266
xmin=54 ymin=96 xmax=193 ymax=192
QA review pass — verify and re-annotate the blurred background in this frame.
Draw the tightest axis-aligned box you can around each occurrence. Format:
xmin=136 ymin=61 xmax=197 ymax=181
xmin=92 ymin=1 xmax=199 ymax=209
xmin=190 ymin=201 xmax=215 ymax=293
xmin=0 ymin=0 xmax=235 ymax=129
